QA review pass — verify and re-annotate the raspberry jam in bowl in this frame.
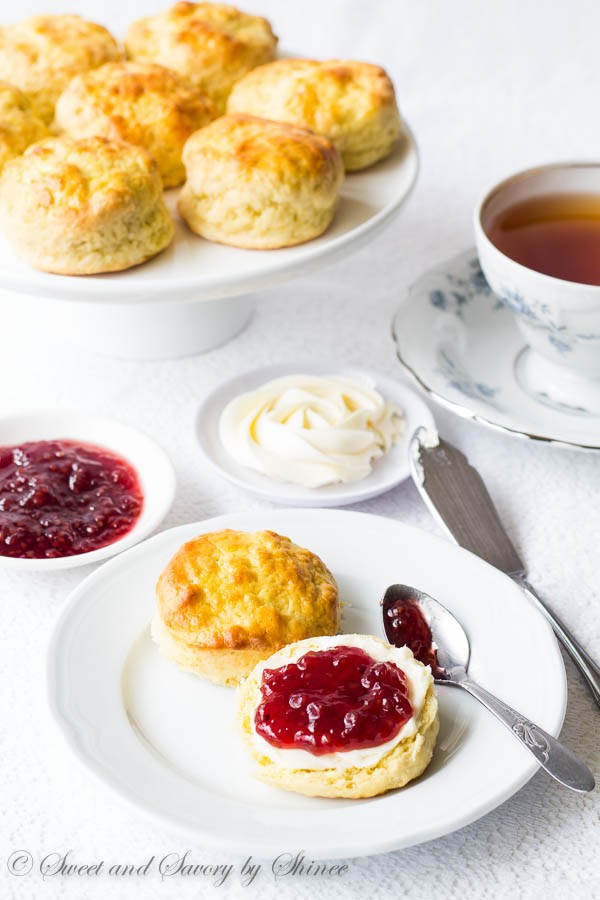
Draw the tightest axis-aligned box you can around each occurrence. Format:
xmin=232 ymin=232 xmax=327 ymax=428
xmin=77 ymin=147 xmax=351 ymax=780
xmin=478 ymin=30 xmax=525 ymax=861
xmin=0 ymin=413 xmax=176 ymax=571
xmin=0 ymin=440 xmax=143 ymax=560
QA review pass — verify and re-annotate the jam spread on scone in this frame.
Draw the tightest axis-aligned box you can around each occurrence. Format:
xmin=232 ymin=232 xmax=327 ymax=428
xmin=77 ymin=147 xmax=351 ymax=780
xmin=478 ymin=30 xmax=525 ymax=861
xmin=0 ymin=439 xmax=143 ymax=558
xmin=254 ymin=645 xmax=413 ymax=754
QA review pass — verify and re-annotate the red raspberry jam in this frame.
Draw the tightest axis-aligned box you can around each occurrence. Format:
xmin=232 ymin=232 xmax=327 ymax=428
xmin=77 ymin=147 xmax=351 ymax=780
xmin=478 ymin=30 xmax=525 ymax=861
xmin=254 ymin=645 xmax=413 ymax=755
xmin=382 ymin=597 xmax=444 ymax=678
xmin=0 ymin=439 xmax=143 ymax=559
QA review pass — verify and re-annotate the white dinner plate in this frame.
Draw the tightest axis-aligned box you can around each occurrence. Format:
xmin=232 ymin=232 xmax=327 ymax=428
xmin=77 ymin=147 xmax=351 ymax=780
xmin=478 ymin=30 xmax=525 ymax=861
xmin=195 ymin=362 xmax=435 ymax=506
xmin=0 ymin=412 xmax=176 ymax=571
xmin=47 ymin=509 xmax=566 ymax=858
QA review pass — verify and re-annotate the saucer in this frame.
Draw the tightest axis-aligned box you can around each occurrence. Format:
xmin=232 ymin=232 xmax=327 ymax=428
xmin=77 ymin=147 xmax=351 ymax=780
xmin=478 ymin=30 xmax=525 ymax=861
xmin=195 ymin=362 xmax=435 ymax=506
xmin=0 ymin=412 xmax=176 ymax=571
xmin=392 ymin=249 xmax=600 ymax=451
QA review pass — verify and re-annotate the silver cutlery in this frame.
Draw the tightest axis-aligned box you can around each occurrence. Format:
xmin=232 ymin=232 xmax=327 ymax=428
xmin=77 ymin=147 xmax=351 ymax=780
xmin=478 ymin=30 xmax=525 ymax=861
xmin=409 ymin=427 xmax=600 ymax=709
xmin=381 ymin=583 xmax=595 ymax=792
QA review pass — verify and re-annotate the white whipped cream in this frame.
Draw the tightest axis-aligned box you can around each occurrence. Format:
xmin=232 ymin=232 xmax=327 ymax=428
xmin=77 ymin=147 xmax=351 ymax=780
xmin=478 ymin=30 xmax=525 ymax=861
xmin=219 ymin=374 xmax=403 ymax=488
xmin=249 ymin=634 xmax=432 ymax=771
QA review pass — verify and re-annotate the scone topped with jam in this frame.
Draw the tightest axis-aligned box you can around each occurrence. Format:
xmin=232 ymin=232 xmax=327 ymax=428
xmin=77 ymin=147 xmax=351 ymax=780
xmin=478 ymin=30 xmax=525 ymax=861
xmin=0 ymin=14 xmax=121 ymax=124
xmin=227 ymin=58 xmax=402 ymax=171
xmin=0 ymin=135 xmax=174 ymax=274
xmin=125 ymin=2 xmax=277 ymax=113
xmin=55 ymin=61 xmax=216 ymax=188
xmin=0 ymin=82 xmax=47 ymax=175
xmin=152 ymin=529 xmax=340 ymax=686
xmin=237 ymin=634 xmax=439 ymax=798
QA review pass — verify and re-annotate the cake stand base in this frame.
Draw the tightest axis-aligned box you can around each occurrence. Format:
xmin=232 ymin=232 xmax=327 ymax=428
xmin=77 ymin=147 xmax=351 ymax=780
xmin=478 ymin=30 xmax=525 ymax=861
xmin=6 ymin=291 xmax=255 ymax=360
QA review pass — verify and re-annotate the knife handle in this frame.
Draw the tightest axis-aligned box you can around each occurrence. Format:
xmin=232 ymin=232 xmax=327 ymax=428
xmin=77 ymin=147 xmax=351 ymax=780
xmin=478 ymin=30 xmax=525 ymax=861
xmin=515 ymin=578 xmax=600 ymax=709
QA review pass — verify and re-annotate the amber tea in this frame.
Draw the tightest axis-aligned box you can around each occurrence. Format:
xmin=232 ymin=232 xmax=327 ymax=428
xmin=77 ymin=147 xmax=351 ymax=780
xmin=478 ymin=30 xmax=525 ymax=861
xmin=486 ymin=192 xmax=600 ymax=285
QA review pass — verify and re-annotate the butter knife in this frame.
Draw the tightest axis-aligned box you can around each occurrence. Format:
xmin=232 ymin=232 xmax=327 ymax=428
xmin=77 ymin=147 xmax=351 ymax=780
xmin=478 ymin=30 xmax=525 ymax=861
xmin=409 ymin=427 xmax=600 ymax=708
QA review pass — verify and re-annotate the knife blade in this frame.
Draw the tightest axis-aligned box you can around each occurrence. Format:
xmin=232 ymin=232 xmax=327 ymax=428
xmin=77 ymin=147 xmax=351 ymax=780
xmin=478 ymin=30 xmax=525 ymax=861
xmin=409 ymin=429 xmax=525 ymax=576
xmin=409 ymin=426 xmax=600 ymax=709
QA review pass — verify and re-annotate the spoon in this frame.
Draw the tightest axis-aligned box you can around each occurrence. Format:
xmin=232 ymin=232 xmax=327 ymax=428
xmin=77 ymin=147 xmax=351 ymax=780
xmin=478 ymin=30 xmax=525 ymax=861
xmin=381 ymin=583 xmax=595 ymax=793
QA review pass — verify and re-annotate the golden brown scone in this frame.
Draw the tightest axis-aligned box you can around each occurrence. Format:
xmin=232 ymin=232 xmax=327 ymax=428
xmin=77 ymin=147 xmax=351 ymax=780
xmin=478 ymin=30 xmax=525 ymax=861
xmin=0 ymin=15 xmax=121 ymax=124
xmin=152 ymin=529 xmax=340 ymax=686
xmin=55 ymin=61 xmax=216 ymax=188
xmin=227 ymin=58 xmax=402 ymax=171
xmin=0 ymin=82 xmax=48 ymax=174
xmin=125 ymin=2 xmax=277 ymax=114
xmin=0 ymin=135 xmax=174 ymax=275
xmin=178 ymin=114 xmax=344 ymax=249
xmin=237 ymin=635 xmax=439 ymax=798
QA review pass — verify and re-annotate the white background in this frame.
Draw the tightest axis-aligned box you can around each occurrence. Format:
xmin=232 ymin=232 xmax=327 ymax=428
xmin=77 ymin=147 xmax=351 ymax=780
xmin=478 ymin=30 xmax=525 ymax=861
xmin=1 ymin=1 xmax=599 ymax=898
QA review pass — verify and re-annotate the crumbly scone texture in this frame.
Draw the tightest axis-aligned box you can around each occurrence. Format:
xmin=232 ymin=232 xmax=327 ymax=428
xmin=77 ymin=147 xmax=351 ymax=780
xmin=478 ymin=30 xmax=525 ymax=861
xmin=125 ymin=2 xmax=277 ymax=113
xmin=0 ymin=135 xmax=174 ymax=275
xmin=0 ymin=14 xmax=122 ymax=124
xmin=237 ymin=641 xmax=439 ymax=798
xmin=227 ymin=58 xmax=402 ymax=171
xmin=153 ymin=529 xmax=340 ymax=685
xmin=55 ymin=61 xmax=216 ymax=188
xmin=178 ymin=114 xmax=344 ymax=249
xmin=0 ymin=82 xmax=48 ymax=174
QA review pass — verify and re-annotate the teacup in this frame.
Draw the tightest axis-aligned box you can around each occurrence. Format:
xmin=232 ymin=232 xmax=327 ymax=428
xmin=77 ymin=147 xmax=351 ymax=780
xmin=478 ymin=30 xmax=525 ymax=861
xmin=474 ymin=163 xmax=600 ymax=415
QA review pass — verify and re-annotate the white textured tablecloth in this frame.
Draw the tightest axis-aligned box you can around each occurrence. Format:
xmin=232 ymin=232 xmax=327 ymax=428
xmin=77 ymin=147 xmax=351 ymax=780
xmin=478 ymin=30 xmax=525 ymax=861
xmin=1 ymin=1 xmax=599 ymax=898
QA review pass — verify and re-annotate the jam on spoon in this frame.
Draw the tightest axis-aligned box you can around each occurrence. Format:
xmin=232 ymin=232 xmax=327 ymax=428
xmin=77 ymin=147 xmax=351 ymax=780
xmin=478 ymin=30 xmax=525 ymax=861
xmin=0 ymin=439 xmax=143 ymax=559
xmin=381 ymin=582 xmax=595 ymax=793
xmin=382 ymin=586 xmax=446 ymax=679
xmin=255 ymin=645 xmax=413 ymax=754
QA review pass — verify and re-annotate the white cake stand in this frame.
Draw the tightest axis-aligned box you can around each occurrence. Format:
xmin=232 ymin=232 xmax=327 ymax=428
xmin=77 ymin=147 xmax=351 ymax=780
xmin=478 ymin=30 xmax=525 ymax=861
xmin=0 ymin=126 xmax=418 ymax=360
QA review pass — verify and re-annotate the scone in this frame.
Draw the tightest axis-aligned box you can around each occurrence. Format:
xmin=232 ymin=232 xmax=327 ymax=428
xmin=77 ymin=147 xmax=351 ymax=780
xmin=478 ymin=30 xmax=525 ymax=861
xmin=237 ymin=634 xmax=439 ymax=798
xmin=0 ymin=14 xmax=121 ymax=124
xmin=227 ymin=58 xmax=402 ymax=171
xmin=0 ymin=82 xmax=47 ymax=175
xmin=55 ymin=61 xmax=216 ymax=188
xmin=152 ymin=529 xmax=340 ymax=686
xmin=0 ymin=136 xmax=174 ymax=275
xmin=125 ymin=2 xmax=277 ymax=114
xmin=178 ymin=115 xmax=344 ymax=249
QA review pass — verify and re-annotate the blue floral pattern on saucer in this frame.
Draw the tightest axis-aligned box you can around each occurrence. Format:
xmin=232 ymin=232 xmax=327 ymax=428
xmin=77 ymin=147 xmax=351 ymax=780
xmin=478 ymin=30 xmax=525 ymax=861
xmin=391 ymin=247 xmax=600 ymax=449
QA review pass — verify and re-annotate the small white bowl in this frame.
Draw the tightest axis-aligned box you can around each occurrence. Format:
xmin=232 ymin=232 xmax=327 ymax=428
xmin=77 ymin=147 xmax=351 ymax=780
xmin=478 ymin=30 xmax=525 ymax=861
xmin=0 ymin=412 xmax=176 ymax=571
xmin=195 ymin=362 xmax=435 ymax=507
xmin=474 ymin=162 xmax=600 ymax=415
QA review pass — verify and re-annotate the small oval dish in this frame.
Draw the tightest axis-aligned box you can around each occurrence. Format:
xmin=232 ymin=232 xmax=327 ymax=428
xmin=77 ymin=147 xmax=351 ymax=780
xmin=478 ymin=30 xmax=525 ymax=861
xmin=195 ymin=362 xmax=435 ymax=507
xmin=0 ymin=412 xmax=176 ymax=571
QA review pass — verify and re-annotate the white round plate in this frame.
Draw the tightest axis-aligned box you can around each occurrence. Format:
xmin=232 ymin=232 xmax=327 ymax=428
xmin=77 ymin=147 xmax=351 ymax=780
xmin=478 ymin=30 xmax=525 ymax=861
xmin=392 ymin=249 xmax=600 ymax=451
xmin=48 ymin=509 xmax=565 ymax=858
xmin=0 ymin=129 xmax=417 ymax=304
xmin=0 ymin=412 xmax=176 ymax=571
xmin=195 ymin=362 xmax=435 ymax=506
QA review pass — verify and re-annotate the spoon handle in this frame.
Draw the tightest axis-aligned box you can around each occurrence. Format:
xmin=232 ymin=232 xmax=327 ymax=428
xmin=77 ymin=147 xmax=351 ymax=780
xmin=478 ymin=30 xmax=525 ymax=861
xmin=459 ymin=678 xmax=595 ymax=793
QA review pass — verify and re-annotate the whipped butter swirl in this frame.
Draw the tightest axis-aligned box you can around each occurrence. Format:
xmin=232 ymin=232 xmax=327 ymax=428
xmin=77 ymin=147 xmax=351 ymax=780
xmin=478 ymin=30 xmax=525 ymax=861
xmin=219 ymin=374 xmax=403 ymax=488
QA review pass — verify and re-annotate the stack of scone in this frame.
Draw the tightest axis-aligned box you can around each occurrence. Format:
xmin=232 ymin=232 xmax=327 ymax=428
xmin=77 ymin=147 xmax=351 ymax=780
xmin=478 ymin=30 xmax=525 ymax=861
xmin=0 ymin=2 xmax=404 ymax=274
xmin=151 ymin=527 xmax=439 ymax=799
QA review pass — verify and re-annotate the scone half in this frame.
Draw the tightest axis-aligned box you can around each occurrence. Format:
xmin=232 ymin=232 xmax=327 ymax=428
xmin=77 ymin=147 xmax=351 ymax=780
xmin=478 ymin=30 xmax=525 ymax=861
xmin=237 ymin=634 xmax=439 ymax=798
xmin=153 ymin=529 xmax=340 ymax=686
